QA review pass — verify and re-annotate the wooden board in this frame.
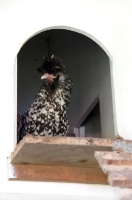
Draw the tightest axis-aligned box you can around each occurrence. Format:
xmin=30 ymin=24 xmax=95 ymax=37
xmin=95 ymin=150 xmax=132 ymax=188
xmin=108 ymin=171 xmax=132 ymax=188
xmin=95 ymin=151 xmax=132 ymax=173
xmin=11 ymin=136 xmax=112 ymax=168
xmin=9 ymin=136 xmax=112 ymax=183
xmin=8 ymin=162 xmax=108 ymax=183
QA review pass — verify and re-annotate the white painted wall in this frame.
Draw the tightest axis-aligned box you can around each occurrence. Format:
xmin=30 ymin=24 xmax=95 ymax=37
xmin=0 ymin=0 xmax=132 ymax=199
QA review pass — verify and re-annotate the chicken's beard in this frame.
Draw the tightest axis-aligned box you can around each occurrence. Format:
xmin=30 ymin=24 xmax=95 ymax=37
xmin=43 ymin=76 xmax=59 ymax=95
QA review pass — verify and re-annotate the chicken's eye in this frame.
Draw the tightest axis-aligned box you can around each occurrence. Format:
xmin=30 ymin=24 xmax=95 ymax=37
xmin=54 ymin=69 xmax=57 ymax=72
xmin=52 ymin=66 xmax=60 ymax=73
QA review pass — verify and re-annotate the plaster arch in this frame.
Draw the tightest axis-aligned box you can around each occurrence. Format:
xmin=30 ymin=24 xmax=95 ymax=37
xmin=18 ymin=26 xmax=113 ymax=61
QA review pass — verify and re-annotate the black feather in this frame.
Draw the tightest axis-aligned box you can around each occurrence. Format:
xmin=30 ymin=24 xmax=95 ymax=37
xmin=36 ymin=55 xmax=65 ymax=74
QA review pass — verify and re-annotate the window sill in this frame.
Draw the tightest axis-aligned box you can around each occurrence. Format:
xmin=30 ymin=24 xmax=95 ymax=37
xmin=8 ymin=135 xmax=112 ymax=183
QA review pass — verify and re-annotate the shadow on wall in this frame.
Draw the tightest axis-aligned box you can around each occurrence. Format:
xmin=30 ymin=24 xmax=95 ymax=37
xmin=17 ymin=29 xmax=114 ymax=139
xmin=82 ymin=101 xmax=101 ymax=138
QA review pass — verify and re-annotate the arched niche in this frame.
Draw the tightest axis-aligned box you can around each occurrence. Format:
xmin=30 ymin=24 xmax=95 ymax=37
xmin=16 ymin=26 xmax=115 ymax=143
xmin=10 ymin=25 xmax=116 ymax=184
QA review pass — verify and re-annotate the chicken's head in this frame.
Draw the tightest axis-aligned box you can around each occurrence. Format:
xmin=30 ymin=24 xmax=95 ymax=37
xmin=36 ymin=55 xmax=65 ymax=93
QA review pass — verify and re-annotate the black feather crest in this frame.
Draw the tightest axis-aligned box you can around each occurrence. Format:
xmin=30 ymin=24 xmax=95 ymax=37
xmin=36 ymin=55 xmax=65 ymax=74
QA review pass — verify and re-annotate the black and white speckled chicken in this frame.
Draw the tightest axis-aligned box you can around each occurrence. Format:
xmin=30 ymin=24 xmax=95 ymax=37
xmin=17 ymin=55 xmax=73 ymax=143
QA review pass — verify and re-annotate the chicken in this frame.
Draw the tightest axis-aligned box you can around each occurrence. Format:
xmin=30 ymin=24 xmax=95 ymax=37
xmin=17 ymin=55 xmax=73 ymax=143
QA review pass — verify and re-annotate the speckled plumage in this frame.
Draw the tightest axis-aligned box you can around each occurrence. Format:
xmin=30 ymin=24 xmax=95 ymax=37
xmin=17 ymin=55 xmax=73 ymax=143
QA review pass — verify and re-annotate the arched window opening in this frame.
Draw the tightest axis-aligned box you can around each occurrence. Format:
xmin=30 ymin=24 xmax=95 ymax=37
xmin=17 ymin=28 xmax=114 ymax=143
xmin=10 ymin=28 xmax=115 ymax=183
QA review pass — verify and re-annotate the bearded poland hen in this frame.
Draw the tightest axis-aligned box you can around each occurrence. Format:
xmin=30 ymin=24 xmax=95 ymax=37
xmin=17 ymin=55 xmax=73 ymax=143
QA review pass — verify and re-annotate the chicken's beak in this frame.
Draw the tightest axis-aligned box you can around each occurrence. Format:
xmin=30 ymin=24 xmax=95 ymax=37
xmin=41 ymin=74 xmax=48 ymax=80
xmin=41 ymin=73 xmax=56 ymax=83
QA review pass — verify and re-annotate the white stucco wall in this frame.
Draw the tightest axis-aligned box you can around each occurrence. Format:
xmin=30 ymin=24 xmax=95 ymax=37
xmin=0 ymin=0 xmax=132 ymax=199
